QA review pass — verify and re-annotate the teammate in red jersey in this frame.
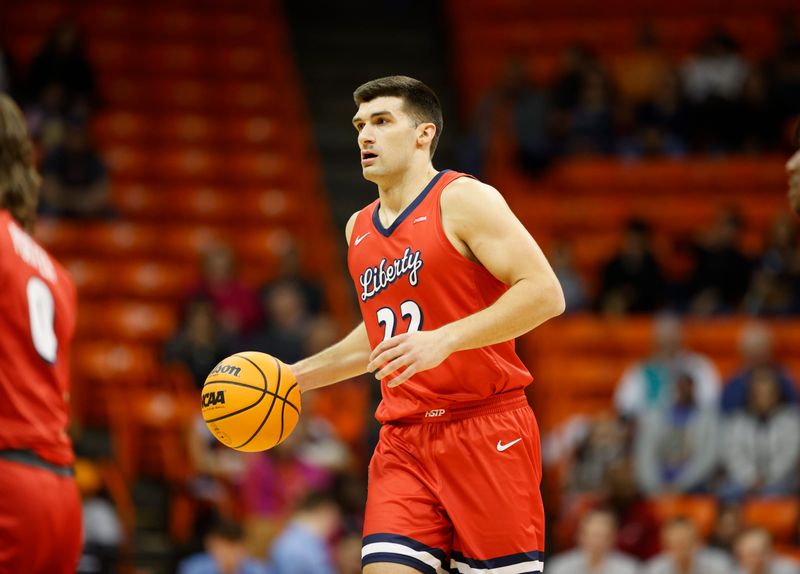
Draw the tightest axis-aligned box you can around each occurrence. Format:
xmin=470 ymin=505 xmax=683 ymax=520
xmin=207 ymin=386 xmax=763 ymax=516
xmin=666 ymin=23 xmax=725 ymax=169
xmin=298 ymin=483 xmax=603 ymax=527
xmin=287 ymin=76 xmax=564 ymax=574
xmin=0 ymin=94 xmax=82 ymax=573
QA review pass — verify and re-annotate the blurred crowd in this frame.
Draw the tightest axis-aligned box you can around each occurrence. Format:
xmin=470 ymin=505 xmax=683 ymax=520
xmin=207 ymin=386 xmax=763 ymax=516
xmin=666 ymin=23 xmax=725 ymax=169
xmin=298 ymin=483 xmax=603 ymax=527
xmin=464 ymin=21 xmax=800 ymax=176
xmin=544 ymin=315 xmax=800 ymax=573
xmin=552 ymin=209 xmax=800 ymax=316
xmin=1 ymin=21 xmax=113 ymax=219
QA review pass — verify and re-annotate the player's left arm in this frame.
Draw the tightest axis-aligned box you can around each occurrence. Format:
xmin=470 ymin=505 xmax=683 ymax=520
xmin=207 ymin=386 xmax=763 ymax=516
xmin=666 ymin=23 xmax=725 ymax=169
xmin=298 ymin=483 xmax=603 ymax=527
xmin=368 ymin=178 xmax=565 ymax=387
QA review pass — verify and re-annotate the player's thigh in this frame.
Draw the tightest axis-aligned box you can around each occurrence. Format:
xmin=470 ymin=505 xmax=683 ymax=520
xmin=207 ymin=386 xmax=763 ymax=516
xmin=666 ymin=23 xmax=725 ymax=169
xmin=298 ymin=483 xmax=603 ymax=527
xmin=440 ymin=406 xmax=545 ymax=563
xmin=363 ymin=563 xmax=424 ymax=574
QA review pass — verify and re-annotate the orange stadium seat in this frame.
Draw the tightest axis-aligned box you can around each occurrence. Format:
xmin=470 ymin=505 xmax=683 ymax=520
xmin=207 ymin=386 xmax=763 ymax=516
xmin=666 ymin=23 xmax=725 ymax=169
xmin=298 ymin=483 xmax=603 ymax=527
xmin=653 ymin=495 xmax=718 ymax=539
xmin=76 ymin=301 xmax=178 ymax=343
xmin=743 ymin=499 xmax=800 ymax=545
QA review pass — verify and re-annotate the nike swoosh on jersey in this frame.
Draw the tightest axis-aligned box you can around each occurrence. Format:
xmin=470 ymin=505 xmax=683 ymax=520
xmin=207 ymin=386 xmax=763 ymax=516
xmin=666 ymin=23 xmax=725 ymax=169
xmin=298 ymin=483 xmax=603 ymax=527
xmin=354 ymin=232 xmax=371 ymax=246
xmin=413 ymin=216 xmax=428 ymax=223
xmin=496 ymin=438 xmax=522 ymax=452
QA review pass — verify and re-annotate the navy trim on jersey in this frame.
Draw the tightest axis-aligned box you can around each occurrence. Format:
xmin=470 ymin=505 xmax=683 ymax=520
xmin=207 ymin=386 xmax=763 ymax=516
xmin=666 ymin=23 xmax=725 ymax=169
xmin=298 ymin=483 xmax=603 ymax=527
xmin=450 ymin=549 xmax=545 ymax=570
xmin=362 ymin=533 xmax=449 ymax=565
xmin=372 ymin=169 xmax=450 ymax=237
xmin=363 ymin=552 xmax=438 ymax=574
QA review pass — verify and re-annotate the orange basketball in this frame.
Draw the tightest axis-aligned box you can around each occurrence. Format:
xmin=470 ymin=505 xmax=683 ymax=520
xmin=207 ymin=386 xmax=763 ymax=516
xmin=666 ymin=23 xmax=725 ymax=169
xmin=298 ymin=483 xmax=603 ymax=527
xmin=201 ymin=351 xmax=301 ymax=452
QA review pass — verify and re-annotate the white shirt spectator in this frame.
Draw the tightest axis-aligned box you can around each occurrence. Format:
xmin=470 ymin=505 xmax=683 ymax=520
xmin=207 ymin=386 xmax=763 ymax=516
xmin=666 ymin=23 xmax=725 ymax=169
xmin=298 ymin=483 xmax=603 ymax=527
xmin=548 ymin=549 xmax=639 ymax=574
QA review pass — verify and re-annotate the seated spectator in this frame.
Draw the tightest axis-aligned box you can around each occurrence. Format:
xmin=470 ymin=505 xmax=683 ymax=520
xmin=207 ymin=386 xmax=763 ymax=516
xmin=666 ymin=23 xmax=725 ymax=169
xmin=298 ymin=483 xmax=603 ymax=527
xmin=194 ymin=245 xmax=261 ymax=337
xmin=567 ymin=68 xmax=615 ymax=155
xmin=635 ymin=372 xmax=719 ymax=495
xmin=164 ymin=298 xmax=232 ymax=389
xmin=615 ymin=314 xmax=721 ymax=417
xmin=39 ymin=119 xmax=113 ymax=218
xmin=27 ymin=21 xmax=96 ymax=110
xmin=709 ymin=504 xmax=745 ymax=554
xmin=567 ymin=414 xmax=629 ymax=496
xmin=743 ymin=214 xmax=800 ymax=315
xmin=643 ymin=517 xmax=732 ymax=574
xmin=74 ymin=459 xmax=124 ymax=574
xmin=178 ymin=518 xmax=269 ymax=574
xmin=550 ymin=240 xmax=588 ymax=312
xmin=244 ymin=280 xmax=315 ymax=365
xmin=688 ymin=207 xmax=752 ymax=314
xmin=548 ymin=509 xmax=639 ymax=574
xmin=598 ymin=218 xmax=664 ymax=314
xmin=719 ymin=367 xmax=800 ymax=501
xmin=335 ymin=529 xmax=363 ymax=574
xmin=681 ymin=28 xmax=749 ymax=151
xmin=268 ymin=238 xmax=325 ymax=317
xmin=721 ymin=322 xmax=797 ymax=413
xmin=269 ymin=491 xmax=341 ymax=574
xmin=613 ymin=23 xmax=671 ymax=108
xmin=603 ymin=458 xmax=662 ymax=560
xmin=25 ymin=83 xmax=67 ymax=151
xmin=733 ymin=527 xmax=800 ymax=574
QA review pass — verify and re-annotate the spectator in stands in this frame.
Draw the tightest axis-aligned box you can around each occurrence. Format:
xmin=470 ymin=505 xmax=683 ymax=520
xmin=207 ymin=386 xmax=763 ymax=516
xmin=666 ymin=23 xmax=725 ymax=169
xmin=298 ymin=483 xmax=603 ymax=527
xmin=613 ymin=23 xmax=671 ymax=109
xmin=743 ymin=214 xmax=800 ymax=315
xmin=27 ymin=21 xmax=96 ymax=111
xmin=178 ymin=518 xmax=269 ymax=574
xmin=721 ymin=322 xmax=797 ymax=413
xmin=195 ymin=245 xmax=261 ymax=337
xmin=39 ymin=118 xmax=113 ymax=218
xmin=733 ymin=527 xmax=800 ymax=574
xmin=241 ymin=408 xmax=348 ymax=556
xmin=165 ymin=297 xmax=232 ymax=388
xmin=765 ymin=19 xmax=800 ymax=129
xmin=719 ymin=367 xmax=800 ymax=501
xmin=598 ymin=218 xmax=664 ymax=314
xmin=335 ymin=530 xmax=363 ymax=574
xmin=681 ymin=28 xmax=749 ymax=151
xmin=245 ymin=280 xmax=315 ymax=365
xmin=737 ymin=68 xmax=779 ymax=152
xmin=688 ymin=206 xmax=752 ymax=314
xmin=74 ymin=459 xmax=124 ymax=574
xmin=269 ymin=238 xmax=325 ymax=317
xmin=602 ymin=458 xmax=662 ymax=560
xmin=24 ymin=83 xmax=67 ymax=151
xmin=567 ymin=414 xmax=629 ymax=496
xmin=269 ymin=491 xmax=341 ymax=574
xmin=615 ymin=314 xmax=721 ymax=417
xmin=550 ymin=240 xmax=588 ymax=312
xmin=618 ymin=69 xmax=689 ymax=159
xmin=463 ymin=56 xmax=555 ymax=177
xmin=548 ymin=509 xmax=639 ymax=574
xmin=634 ymin=371 xmax=719 ymax=495
xmin=709 ymin=504 xmax=745 ymax=554
xmin=643 ymin=517 xmax=732 ymax=574
xmin=567 ymin=68 xmax=616 ymax=155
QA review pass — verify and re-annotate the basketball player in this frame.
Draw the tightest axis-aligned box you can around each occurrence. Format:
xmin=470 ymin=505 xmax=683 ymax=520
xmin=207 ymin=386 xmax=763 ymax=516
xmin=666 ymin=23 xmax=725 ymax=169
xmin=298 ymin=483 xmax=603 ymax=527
xmin=288 ymin=76 xmax=564 ymax=574
xmin=788 ymin=119 xmax=800 ymax=215
xmin=0 ymin=94 xmax=82 ymax=573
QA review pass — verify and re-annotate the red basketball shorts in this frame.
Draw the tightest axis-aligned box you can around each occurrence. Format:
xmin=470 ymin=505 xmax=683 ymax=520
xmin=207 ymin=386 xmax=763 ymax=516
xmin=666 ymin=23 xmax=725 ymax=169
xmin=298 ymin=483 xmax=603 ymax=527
xmin=0 ymin=457 xmax=83 ymax=574
xmin=362 ymin=390 xmax=545 ymax=573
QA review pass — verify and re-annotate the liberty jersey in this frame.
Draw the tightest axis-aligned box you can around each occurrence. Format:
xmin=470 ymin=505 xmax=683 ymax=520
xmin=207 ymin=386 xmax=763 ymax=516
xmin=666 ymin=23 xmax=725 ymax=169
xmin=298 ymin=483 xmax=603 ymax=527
xmin=0 ymin=210 xmax=77 ymax=466
xmin=347 ymin=170 xmax=532 ymax=422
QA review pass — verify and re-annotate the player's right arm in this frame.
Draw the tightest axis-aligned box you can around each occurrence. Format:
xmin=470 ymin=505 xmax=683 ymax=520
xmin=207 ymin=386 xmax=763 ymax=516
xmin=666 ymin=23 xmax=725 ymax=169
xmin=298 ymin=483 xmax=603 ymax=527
xmin=290 ymin=212 xmax=371 ymax=393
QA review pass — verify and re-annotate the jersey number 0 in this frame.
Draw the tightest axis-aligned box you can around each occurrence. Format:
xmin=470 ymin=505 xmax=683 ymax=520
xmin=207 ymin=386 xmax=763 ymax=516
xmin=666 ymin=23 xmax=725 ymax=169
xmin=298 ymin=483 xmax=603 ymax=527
xmin=27 ymin=277 xmax=58 ymax=364
xmin=376 ymin=300 xmax=423 ymax=341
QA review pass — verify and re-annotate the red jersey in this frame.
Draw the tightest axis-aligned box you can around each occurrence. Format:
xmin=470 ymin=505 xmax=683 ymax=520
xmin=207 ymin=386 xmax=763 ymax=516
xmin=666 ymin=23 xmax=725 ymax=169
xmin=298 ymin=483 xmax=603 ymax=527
xmin=0 ymin=210 xmax=77 ymax=466
xmin=347 ymin=170 xmax=532 ymax=423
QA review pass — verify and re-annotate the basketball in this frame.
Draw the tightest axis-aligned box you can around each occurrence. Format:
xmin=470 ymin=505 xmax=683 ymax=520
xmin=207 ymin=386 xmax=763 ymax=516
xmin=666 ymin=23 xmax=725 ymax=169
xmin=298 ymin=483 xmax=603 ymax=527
xmin=201 ymin=352 xmax=301 ymax=452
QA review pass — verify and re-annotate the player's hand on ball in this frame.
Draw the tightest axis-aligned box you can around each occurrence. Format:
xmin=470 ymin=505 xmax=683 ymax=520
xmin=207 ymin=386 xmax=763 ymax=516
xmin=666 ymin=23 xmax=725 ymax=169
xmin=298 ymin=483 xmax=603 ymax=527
xmin=368 ymin=330 xmax=452 ymax=388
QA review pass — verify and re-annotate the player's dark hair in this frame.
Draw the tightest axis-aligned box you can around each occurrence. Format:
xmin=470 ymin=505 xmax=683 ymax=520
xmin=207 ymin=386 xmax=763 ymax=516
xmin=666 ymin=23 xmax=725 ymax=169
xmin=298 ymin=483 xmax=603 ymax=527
xmin=353 ymin=75 xmax=443 ymax=158
xmin=206 ymin=517 xmax=245 ymax=542
xmin=0 ymin=94 xmax=40 ymax=231
xmin=295 ymin=490 xmax=340 ymax=514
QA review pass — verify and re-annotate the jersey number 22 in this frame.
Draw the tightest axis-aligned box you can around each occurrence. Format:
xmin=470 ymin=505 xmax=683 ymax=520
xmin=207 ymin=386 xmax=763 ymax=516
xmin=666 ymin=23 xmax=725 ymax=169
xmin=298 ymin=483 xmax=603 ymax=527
xmin=376 ymin=300 xmax=423 ymax=341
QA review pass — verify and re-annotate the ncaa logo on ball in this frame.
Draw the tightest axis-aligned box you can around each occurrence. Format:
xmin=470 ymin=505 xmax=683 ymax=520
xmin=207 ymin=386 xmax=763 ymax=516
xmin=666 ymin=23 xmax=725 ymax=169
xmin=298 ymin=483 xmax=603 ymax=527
xmin=202 ymin=390 xmax=226 ymax=408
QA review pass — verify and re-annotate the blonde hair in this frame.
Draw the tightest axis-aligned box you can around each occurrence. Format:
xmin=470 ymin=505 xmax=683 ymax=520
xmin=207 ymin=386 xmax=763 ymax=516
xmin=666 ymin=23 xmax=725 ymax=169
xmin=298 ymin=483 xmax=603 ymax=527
xmin=0 ymin=94 xmax=41 ymax=230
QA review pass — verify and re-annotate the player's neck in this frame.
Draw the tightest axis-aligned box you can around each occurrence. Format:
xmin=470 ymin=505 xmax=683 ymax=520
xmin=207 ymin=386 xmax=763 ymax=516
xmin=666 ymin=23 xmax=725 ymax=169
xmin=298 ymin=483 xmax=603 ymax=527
xmin=376 ymin=164 xmax=438 ymax=217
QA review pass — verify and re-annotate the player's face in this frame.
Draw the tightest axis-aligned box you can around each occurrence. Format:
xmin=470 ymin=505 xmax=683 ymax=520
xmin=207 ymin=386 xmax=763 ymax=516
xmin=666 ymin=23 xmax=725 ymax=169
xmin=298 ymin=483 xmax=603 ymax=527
xmin=353 ymin=96 xmax=420 ymax=182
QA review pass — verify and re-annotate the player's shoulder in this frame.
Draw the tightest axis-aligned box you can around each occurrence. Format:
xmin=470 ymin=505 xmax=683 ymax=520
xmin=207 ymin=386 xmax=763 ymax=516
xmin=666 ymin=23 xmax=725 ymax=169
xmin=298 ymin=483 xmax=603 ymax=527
xmin=441 ymin=175 xmax=505 ymax=208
